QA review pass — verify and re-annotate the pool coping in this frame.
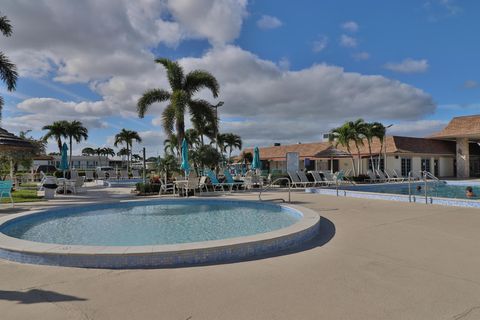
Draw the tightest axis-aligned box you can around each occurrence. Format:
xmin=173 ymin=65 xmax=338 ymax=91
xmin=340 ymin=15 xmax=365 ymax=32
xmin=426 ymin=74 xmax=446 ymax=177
xmin=306 ymin=186 xmax=480 ymax=208
xmin=0 ymin=198 xmax=320 ymax=268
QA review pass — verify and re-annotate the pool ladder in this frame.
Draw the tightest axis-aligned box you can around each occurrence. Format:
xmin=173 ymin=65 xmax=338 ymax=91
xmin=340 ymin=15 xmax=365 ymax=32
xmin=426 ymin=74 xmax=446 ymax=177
xmin=408 ymin=171 xmax=443 ymax=204
xmin=258 ymin=178 xmax=292 ymax=203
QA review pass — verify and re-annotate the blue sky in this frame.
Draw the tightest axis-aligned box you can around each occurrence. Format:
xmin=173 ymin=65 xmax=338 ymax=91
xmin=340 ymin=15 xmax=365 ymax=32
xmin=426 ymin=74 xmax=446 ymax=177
xmin=1 ymin=0 xmax=478 ymax=156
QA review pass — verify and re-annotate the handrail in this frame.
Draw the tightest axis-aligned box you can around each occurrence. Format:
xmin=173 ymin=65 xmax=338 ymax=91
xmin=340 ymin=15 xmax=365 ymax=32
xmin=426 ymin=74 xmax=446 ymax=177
xmin=258 ymin=177 xmax=291 ymax=203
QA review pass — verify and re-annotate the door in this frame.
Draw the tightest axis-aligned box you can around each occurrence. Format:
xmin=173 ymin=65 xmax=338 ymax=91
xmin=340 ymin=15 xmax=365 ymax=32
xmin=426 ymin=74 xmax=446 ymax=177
xmin=434 ymin=159 xmax=439 ymax=177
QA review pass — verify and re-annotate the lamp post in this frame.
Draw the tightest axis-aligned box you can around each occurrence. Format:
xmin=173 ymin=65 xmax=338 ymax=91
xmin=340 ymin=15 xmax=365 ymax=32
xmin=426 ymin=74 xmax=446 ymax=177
xmin=212 ymin=101 xmax=224 ymax=152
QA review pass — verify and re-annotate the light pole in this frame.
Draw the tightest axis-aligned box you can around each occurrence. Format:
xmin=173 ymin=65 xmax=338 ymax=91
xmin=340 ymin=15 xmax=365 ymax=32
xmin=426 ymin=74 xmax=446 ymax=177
xmin=212 ymin=101 xmax=224 ymax=152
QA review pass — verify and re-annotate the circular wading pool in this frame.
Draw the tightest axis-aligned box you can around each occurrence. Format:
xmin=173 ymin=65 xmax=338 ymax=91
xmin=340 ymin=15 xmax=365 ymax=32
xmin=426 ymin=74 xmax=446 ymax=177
xmin=0 ymin=199 xmax=320 ymax=268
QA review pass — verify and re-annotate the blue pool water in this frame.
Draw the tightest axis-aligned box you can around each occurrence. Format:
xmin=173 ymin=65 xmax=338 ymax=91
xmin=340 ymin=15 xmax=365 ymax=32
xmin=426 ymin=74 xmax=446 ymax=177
xmin=338 ymin=182 xmax=480 ymax=200
xmin=0 ymin=200 xmax=300 ymax=246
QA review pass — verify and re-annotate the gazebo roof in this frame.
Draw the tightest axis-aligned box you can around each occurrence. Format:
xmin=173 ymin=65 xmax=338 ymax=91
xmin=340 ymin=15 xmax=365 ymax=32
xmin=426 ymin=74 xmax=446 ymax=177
xmin=0 ymin=127 xmax=34 ymax=151
xmin=313 ymin=146 xmax=352 ymax=158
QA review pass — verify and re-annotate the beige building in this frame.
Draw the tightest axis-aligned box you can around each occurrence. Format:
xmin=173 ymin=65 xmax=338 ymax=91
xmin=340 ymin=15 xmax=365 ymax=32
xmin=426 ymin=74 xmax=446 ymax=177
xmin=243 ymin=115 xmax=480 ymax=179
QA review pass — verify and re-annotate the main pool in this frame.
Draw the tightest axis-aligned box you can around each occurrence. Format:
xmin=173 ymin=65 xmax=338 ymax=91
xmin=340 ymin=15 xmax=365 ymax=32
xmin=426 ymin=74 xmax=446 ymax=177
xmin=0 ymin=199 xmax=320 ymax=268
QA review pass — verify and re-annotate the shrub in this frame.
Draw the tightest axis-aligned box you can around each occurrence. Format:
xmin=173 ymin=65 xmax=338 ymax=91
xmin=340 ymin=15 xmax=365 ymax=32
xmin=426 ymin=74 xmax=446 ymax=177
xmin=135 ymin=183 xmax=161 ymax=195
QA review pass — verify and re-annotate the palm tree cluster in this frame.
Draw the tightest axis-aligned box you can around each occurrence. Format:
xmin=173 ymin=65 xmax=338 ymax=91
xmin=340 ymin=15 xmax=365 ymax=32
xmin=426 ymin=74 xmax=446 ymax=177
xmin=114 ymin=129 xmax=142 ymax=172
xmin=42 ymin=120 xmax=88 ymax=168
xmin=329 ymin=119 xmax=388 ymax=176
xmin=0 ymin=13 xmax=18 ymax=122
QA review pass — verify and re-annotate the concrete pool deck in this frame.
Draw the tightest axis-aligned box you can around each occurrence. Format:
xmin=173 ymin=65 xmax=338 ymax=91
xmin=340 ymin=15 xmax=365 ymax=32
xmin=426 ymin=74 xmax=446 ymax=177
xmin=1 ymin=189 xmax=480 ymax=319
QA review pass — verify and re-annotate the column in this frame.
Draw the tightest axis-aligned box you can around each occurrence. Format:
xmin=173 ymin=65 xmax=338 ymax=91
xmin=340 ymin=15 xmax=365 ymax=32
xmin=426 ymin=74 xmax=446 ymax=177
xmin=456 ymin=138 xmax=470 ymax=178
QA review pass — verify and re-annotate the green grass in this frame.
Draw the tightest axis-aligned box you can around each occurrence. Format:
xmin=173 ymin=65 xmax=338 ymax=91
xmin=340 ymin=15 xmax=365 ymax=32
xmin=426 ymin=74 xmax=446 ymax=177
xmin=1 ymin=189 xmax=43 ymax=203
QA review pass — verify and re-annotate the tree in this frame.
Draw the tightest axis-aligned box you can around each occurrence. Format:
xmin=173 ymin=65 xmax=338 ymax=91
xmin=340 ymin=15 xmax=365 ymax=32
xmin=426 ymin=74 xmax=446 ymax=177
xmin=0 ymin=13 xmax=18 ymax=122
xmin=63 ymin=121 xmax=88 ymax=168
xmin=348 ymin=119 xmax=366 ymax=175
xmin=102 ymin=147 xmax=115 ymax=158
xmin=191 ymin=145 xmax=222 ymax=170
xmin=42 ymin=121 xmax=68 ymax=153
xmin=185 ymin=128 xmax=200 ymax=149
xmin=191 ymin=110 xmax=218 ymax=146
xmin=221 ymin=133 xmax=242 ymax=163
xmin=361 ymin=122 xmax=386 ymax=171
xmin=163 ymin=134 xmax=179 ymax=157
xmin=81 ymin=147 xmax=95 ymax=156
xmin=137 ymin=58 xmax=219 ymax=151
xmin=114 ymin=129 xmax=142 ymax=171
xmin=372 ymin=122 xmax=389 ymax=171
xmin=329 ymin=123 xmax=357 ymax=176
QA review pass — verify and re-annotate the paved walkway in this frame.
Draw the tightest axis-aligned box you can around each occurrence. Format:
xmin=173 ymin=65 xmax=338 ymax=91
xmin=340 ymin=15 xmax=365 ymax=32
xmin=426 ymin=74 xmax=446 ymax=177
xmin=1 ymin=188 xmax=480 ymax=319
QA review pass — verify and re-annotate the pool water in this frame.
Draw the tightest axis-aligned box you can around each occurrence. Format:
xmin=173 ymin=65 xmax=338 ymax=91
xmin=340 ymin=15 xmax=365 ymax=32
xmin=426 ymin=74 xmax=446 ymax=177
xmin=0 ymin=200 xmax=300 ymax=246
xmin=339 ymin=182 xmax=480 ymax=200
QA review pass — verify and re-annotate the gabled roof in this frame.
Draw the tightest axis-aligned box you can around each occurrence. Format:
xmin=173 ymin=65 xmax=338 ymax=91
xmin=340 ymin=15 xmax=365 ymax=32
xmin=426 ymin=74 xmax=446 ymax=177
xmin=242 ymin=136 xmax=455 ymax=161
xmin=429 ymin=115 xmax=480 ymax=139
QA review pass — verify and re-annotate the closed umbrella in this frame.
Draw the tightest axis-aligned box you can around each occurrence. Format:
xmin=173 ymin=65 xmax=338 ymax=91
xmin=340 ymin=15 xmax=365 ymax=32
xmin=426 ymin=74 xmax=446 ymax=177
xmin=180 ymin=138 xmax=190 ymax=177
xmin=251 ymin=147 xmax=261 ymax=171
xmin=59 ymin=143 xmax=69 ymax=193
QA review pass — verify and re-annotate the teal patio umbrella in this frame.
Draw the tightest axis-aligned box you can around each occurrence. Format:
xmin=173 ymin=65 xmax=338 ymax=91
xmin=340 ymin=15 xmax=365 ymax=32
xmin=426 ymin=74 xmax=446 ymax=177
xmin=180 ymin=138 xmax=190 ymax=177
xmin=251 ymin=147 xmax=261 ymax=171
xmin=59 ymin=142 xmax=69 ymax=173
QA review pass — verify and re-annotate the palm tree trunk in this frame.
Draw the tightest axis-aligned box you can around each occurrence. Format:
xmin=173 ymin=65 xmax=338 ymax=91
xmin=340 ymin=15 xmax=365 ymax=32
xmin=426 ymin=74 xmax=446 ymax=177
xmin=355 ymin=142 xmax=362 ymax=175
xmin=377 ymin=140 xmax=384 ymax=171
xmin=57 ymin=137 xmax=62 ymax=154
xmin=367 ymin=141 xmax=373 ymax=172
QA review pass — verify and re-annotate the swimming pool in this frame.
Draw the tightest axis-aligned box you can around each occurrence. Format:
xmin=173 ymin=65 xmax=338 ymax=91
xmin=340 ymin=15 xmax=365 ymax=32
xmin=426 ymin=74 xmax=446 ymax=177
xmin=0 ymin=199 xmax=320 ymax=268
xmin=337 ymin=182 xmax=480 ymax=200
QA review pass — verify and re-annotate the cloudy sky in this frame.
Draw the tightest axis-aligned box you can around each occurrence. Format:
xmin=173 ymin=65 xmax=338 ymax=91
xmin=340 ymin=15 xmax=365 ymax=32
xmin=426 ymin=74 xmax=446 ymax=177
xmin=1 ymin=0 xmax=479 ymax=156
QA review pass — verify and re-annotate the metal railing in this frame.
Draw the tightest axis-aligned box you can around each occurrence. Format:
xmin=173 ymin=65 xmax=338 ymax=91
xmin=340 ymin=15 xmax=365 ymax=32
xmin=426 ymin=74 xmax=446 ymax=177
xmin=258 ymin=177 xmax=291 ymax=203
xmin=408 ymin=170 xmax=443 ymax=204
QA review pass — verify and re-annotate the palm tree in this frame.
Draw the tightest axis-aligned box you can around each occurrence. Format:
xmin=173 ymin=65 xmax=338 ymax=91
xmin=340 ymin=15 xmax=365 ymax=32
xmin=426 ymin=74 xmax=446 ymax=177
xmin=329 ymin=123 xmax=357 ymax=176
xmin=63 ymin=121 xmax=88 ymax=168
xmin=114 ymin=129 xmax=142 ymax=172
xmin=372 ymin=123 xmax=390 ymax=171
xmin=221 ymin=133 xmax=242 ymax=163
xmin=191 ymin=110 xmax=218 ymax=146
xmin=216 ymin=133 xmax=227 ymax=156
xmin=81 ymin=147 xmax=95 ymax=156
xmin=117 ymin=147 xmax=129 ymax=168
xmin=42 ymin=121 xmax=68 ymax=153
xmin=102 ymin=147 xmax=115 ymax=158
xmin=185 ymin=128 xmax=200 ymax=148
xmin=163 ymin=134 xmax=179 ymax=157
xmin=347 ymin=119 xmax=366 ymax=175
xmin=0 ymin=13 xmax=18 ymax=122
xmin=361 ymin=122 xmax=386 ymax=171
xmin=137 ymin=58 xmax=219 ymax=151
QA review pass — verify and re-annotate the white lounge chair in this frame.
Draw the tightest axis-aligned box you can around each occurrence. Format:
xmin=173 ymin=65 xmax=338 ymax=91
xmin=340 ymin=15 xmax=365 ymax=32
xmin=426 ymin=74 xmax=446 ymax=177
xmin=384 ymin=169 xmax=404 ymax=182
xmin=288 ymin=171 xmax=307 ymax=188
xmin=308 ymin=171 xmax=326 ymax=186
xmin=366 ymin=170 xmax=383 ymax=183
xmin=296 ymin=171 xmax=315 ymax=187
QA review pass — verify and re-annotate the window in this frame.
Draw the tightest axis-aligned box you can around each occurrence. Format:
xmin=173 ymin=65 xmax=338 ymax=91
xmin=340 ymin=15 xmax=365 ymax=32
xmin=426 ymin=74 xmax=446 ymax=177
xmin=401 ymin=158 xmax=411 ymax=177
xmin=368 ymin=158 xmax=384 ymax=171
xmin=421 ymin=158 xmax=431 ymax=173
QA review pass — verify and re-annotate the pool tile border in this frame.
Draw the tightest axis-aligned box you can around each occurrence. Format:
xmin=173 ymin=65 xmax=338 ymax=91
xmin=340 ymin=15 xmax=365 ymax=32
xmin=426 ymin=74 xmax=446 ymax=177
xmin=0 ymin=199 xmax=320 ymax=269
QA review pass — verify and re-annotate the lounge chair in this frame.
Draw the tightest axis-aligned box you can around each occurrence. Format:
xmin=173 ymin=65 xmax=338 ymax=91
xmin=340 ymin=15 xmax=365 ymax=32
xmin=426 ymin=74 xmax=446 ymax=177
xmin=0 ymin=180 xmax=13 ymax=207
xmin=308 ymin=171 xmax=327 ymax=186
xmin=410 ymin=171 xmax=423 ymax=181
xmin=287 ymin=171 xmax=307 ymax=188
xmin=321 ymin=171 xmax=341 ymax=185
xmin=198 ymin=176 xmax=209 ymax=193
xmin=65 ymin=176 xmax=86 ymax=194
xmin=366 ymin=170 xmax=383 ymax=183
xmin=376 ymin=170 xmax=391 ymax=182
xmin=296 ymin=171 xmax=315 ymax=187
xmin=223 ymin=169 xmax=243 ymax=190
xmin=384 ymin=169 xmax=404 ymax=182
xmin=205 ymin=170 xmax=230 ymax=192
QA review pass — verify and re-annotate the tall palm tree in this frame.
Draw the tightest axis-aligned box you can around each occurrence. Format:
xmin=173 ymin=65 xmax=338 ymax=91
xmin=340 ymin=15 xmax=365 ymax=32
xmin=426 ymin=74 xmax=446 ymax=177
xmin=137 ymin=58 xmax=219 ymax=150
xmin=191 ymin=110 xmax=218 ymax=146
xmin=117 ymin=147 xmax=129 ymax=168
xmin=0 ymin=13 xmax=18 ymax=122
xmin=114 ymin=129 xmax=142 ymax=172
xmin=372 ymin=122 xmax=390 ymax=171
xmin=329 ymin=123 xmax=357 ymax=176
xmin=42 ymin=121 xmax=68 ymax=153
xmin=185 ymin=128 xmax=200 ymax=148
xmin=347 ymin=119 xmax=366 ymax=175
xmin=102 ymin=147 xmax=115 ymax=158
xmin=163 ymin=134 xmax=179 ymax=157
xmin=81 ymin=147 xmax=95 ymax=156
xmin=221 ymin=133 xmax=242 ymax=163
xmin=63 ymin=121 xmax=88 ymax=168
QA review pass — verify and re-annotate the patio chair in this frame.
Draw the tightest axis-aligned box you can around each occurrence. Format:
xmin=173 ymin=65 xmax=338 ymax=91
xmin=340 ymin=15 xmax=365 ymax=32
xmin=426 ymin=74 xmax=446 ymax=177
xmin=198 ymin=176 xmax=209 ymax=193
xmin=308 ymin=171 xmax=327 ymax=186
xmin=384 ymin=169 xmax=404 ymax=182
xmin=287 ymin=171 xmax=307 ymax=188
xmin=366 ymin=170 xmax=382 ymax=183
xmin=0 ymin=180 xmax=14 ymax=207
xmin=85 ymin=171 xmax=94 ymax=181
xmin=180 ymin=176 xmax=200 ymax=197
xmin=223 ymin=169 xmax=243 ymax=190
xmin=65 ymin=176 xmax=86 ymax=194
xmin=321 ymin=171 xmax=341 ymax=185
xmin=159 ymin=179 xmax=174 ymax=195
xmin=296 ymin=171 xmax=315 ymax=187
xmin=205 ymin=170 xmax=230 ymax=192
xmin=376 ymin=170 xmax=391 ymax=183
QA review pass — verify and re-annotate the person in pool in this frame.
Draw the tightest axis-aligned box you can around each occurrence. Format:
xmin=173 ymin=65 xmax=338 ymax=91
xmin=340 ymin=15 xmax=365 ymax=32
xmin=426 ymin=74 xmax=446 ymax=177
xmin=466 ymin=186 xmax=476 ymax=198
xmin=416 ymin=185 xmax=422 ymax=192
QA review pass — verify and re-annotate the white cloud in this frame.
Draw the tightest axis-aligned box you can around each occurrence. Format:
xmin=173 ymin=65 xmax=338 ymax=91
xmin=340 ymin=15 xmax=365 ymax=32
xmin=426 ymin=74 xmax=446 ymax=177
xmin=388 ymin=120 xmax=447 ymax=137
xmin=342 ymin=21 xmax=359 ymax=32
xmin=312 ymin=35 xmax=328 ymax=53
xmin=257 ymin=15 xmax=282 ymax=30
xmin=423 ymin=0 xmax=462 ymax=20
xmin=278 ymin=57 xmax=290 ymax=71
xmin=464 ymin=80 xmax=478 ymax=89
xmin=352 ymin=52 xmax=370 ymax=61
xmin=340 ymin=34 xmax=357 ymax=48
xmin=384 ymin=59 xmax=429 ymax=74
